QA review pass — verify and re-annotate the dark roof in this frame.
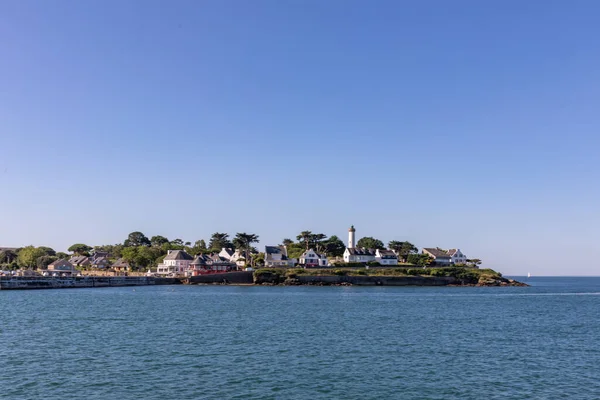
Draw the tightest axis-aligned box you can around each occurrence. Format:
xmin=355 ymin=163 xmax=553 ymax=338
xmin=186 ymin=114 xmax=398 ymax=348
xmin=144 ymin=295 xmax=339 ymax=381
xmin=221 ymin=248 xmax=234 ymax=256
xmin=191 ymin=255 xmax=208 ymax=266
xmin=423 ymin=248 xmax=451 ymax=259
xmin=346 ymin=248 xmax=376 ymax=256
xmin=49 ymin=259 xmax=73 ymax=268
xmin=447 ymin=249 xmax=460 ymax=256
xmin=92 ymin=257 xmax=110 ymax=264
xmin=69 ymin=256 xmax=89 ymax=265
xmin=265 ymin=246 xmax=282 ymax=254
xmin=377 ymin=250 xmax=397 ymax=258
xmin=112 ymin=258 xmax=130 ymax=268
xmin=164 ymin=250 xmax=193 ymax=261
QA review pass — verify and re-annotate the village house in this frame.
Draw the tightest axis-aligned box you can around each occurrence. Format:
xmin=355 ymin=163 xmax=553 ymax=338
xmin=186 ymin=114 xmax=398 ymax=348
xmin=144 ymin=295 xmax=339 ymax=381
xmin=219 ymin=248 xmax=247 ymax=268
xmin=188 ymin=254 xmax=236 ymax=276
xmin=299 ymin=249 xmax=328 ymax=267
xmin=422 ymin=248 xmax=468 ymax=265
xmin=69 ymin=255 xmax=91 ymax=268
xmin=375 ymin=249 xmax=398 ymax=266
xmin=264 ymin=246 xmax=295 ymax=267
xmin=447 ymin=249 xmax=468 ymax=264
xmin=91 ymin=256 xmax=110 ymax=270
xmin=46 ymin=259 xmax=77 ymax=276
xmin=342 ymin=226 xmax=399 ymax=265
xmin=156 ymin=250 xmax=193 ymax=276
xmin=112 ymin=258 xmax=131 ymax=273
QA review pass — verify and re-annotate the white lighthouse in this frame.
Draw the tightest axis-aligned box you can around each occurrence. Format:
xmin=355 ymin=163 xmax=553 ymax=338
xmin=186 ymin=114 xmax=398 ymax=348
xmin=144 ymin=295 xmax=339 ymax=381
xmin=348 ymin=225 xmax=356 ymax=249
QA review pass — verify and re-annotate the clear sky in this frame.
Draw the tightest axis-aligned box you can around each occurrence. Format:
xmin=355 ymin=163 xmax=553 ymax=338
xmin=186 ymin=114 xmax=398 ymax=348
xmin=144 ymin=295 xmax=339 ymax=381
xmin=1 ymin=0 xmax=600 ymax=275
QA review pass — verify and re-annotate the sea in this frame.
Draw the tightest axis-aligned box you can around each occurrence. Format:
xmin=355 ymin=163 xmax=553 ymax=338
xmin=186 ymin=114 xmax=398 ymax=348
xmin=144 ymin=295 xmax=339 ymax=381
xmin=1 ymin=276 xmax=599 ymax=399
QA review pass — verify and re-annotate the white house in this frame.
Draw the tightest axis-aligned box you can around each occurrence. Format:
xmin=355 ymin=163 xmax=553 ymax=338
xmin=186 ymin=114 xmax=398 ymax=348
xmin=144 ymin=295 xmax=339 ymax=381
xmin=423 ymin=248 xmax=468 ymax=265
xmin=342 ymin=225 xmax=376 ymax=263
xmin=299 ymin=249 xmax=328 ymax=267
xmin=375 ymin=249 xmax=398 ymax=265
xmin=264 ymin=246 xmax=294 ymax=267
xmin=157 ymin=250 xmax=193 ymax=275
xmin=447 ymin=249 xmax=467 ymax=264
xmin=343 ymin=247 xmax=376 ymax=263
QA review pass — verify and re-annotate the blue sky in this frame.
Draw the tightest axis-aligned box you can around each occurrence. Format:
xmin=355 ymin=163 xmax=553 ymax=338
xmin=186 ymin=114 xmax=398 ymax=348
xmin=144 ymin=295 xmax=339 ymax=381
xmin=1 ymin=0 xmax=600 ymax=275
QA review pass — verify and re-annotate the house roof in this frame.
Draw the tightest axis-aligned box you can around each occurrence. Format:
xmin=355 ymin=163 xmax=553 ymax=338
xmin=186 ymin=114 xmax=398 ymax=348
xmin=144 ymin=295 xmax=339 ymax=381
xmin=164 ymin=250 xmax=193 ymax=261
xmin=423 ymin=248 xmax=452 ymax=259
xmin=377 ymin=249 xmax=397 ymax=258
xmin=265 ymin=246 xmax=282 ymax=254
xmin=49 ymin=259 xmax=73 ymax=268
xmin=301 ymin=249 xmax=326 ymax=259
xmin=112 ymin=258 xmax=130 ymax=268
xmin=92 ymin=256 xmax=109 ymax=264
xmin=220 ymin=248 xmax=234 ymax=257
xmin=69 ymin=255 xmax=89 ymax=264
xmin=347 ymin=248 xmax=376 ymax=256
xmin=265 ymin=246 xmax=289 ymax=261
xmin=447 ymin=249 xmax=461 ymax=256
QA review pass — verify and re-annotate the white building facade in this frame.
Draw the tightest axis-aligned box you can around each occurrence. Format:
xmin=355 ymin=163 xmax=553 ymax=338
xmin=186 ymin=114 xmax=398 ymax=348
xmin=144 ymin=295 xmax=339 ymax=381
xmin=157 ymin=250 xmax=193 ymax=275
xmin=299 ymin=249 xmax=328 ymax=267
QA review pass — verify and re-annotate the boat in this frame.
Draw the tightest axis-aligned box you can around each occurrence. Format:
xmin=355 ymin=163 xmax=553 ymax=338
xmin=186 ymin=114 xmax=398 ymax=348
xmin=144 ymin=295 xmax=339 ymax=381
xmin=527 ymin=272 xmax=531 ymax=278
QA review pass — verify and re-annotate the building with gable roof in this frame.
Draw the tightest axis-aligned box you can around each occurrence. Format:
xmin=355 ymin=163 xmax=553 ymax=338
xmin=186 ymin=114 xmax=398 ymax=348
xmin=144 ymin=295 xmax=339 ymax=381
xmin=264 ymin=245 xmax=295 ymax=267
xmin=422 ymin=248 xmax=469 ymax=266
xmin=157 ymin=249 xmax=193 ymax=275
xmin=299 ymin=249 xmax=328 ymax=267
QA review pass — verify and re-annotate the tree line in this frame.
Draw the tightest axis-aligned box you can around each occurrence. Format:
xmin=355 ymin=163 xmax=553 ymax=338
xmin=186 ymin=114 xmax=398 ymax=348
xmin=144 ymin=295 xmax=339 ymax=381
xmin=0 ymin=230 xmax=481 ymax=271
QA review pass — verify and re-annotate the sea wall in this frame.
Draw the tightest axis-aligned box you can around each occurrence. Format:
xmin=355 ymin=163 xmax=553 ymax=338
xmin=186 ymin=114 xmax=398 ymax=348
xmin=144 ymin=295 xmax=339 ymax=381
xmin=254 ymin=272 xmax=460 ymax=286
xmin=187 ymin=271 xmax=253 ymax=285
xmin=0 ymin=276 xmax=158 ymax=290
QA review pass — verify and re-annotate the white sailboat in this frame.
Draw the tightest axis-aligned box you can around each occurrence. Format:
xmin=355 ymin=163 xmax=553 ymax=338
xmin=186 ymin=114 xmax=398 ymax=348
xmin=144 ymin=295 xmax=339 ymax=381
xmin=527 ymin=272 xmax=531 ymax=278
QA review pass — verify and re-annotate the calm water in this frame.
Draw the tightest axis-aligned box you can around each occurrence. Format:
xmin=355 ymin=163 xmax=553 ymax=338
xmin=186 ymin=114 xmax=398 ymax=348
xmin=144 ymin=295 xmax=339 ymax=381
xmin=1 ymin=277 xmax=600 ymax=399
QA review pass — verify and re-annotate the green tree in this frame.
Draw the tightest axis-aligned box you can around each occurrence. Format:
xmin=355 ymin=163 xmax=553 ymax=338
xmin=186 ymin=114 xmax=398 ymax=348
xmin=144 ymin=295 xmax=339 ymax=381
xmin=56 ymin=252 xmax=69 ymax=260
xmin=171 ymin=238 xmax=184 ymax=247
xmin=324 ymin=235 xmax=346 ymax=257
xmin=310 ymin=233 xmax=328 ymax=253
xmin=357 ymin=237 xmax=385 ymax=250
xmin=253 ymin=252 xmax=265 ymax=267
xmin=388 ymin=241 xmax=418 ymax=262
xmin=17 ymin=246 xmax=47 ymax=269
xmin=467 ymin=259 xmax=482 ymax=267
xmin=208 ymin=233 xmax=232 ymax=251
xmin=150 ymin=235 xmax=169 ymax=248
xmin=37 ymin=255 xmax=58 ymax=270
xmin=233 ymin=233 xmax=260 ymax=267
xmin=124 ymin=231 xmax=151 ymax=247
xmin=296 ymin=231 xmax=313 ymax=250
xmin=38 ymin=246 xmax=56 ymax=256
xmin=195 ymin=240 xmax=207 ymax=250
xmin=0 ymin=249 xmax=18 ymax=264
xmin=68 ymin=243 xmax=92 ymax=255
xmin=407 ymin=254 xmax=434 ymax=267
xmin=282 ymin=238 xmax=294 ymax=246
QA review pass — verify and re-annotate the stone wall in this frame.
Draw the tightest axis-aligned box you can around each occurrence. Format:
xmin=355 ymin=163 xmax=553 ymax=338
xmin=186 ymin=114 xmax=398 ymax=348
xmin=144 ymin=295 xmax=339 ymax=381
xmin=187 ymin=271 xmax=253 ymax=285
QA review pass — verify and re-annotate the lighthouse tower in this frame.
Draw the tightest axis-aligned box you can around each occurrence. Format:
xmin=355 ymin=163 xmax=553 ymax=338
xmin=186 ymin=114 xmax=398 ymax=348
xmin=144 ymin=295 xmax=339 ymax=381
xmin=348 ymin=225 xmax=356 ymax=249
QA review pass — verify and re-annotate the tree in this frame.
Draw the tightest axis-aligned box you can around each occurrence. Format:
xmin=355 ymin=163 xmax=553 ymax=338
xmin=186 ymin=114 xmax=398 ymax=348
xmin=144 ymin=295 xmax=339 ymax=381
xmin=0 ymin=249 xmax=17 ymax=264
xmin=388 ymin=241 xmax=418 ymax=262
xmin=282 ymin=238 xmax=294 ymax=246
xmin=150 ymin=236 xmax=169 ymax=248
xmin=253 ymin=252 xmax=265 ymax=267
xmin=324 ymin=235 xmax=346 ymax=257
xmin=68 ymin=243 xmax=92 ymax=255
xmin=407 ymin=254 xmax=434 ymax=267
xmin=356 ymin=237 xmax=385 ymax=250
xmin=56 ymin=252 xmax=69 ymax=260
xmin=310 ymin=233 xmax=328 ymax=253
xmin=296 ymin=231 xmax=313 ymax=250
xmin=38 ymin=246 xmax=56 ymax=256
xmin=233 ymin=233 xmax=260 ymax=267
xmin=124 ymin=231 xmax=151 ymax=247
xmin=17 ymin=246 xmax=47 ymax=269
xmin=467 ymin=259 xmax=482 ymax=267
xmin=195 ymin=240 xmax=207 ymax=250
xmin=171 ymin=239 xmax=184 ymax=247
xmin=208 ymin=233 xmax=232 ymax=251
xmin=37 ymin=255 xmax=58 ymax=270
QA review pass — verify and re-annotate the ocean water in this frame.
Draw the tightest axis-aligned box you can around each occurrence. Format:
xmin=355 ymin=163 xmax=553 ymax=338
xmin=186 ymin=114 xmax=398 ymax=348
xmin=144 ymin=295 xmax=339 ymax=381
xmin=1 ymin=277 xmax=600 ymax=399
